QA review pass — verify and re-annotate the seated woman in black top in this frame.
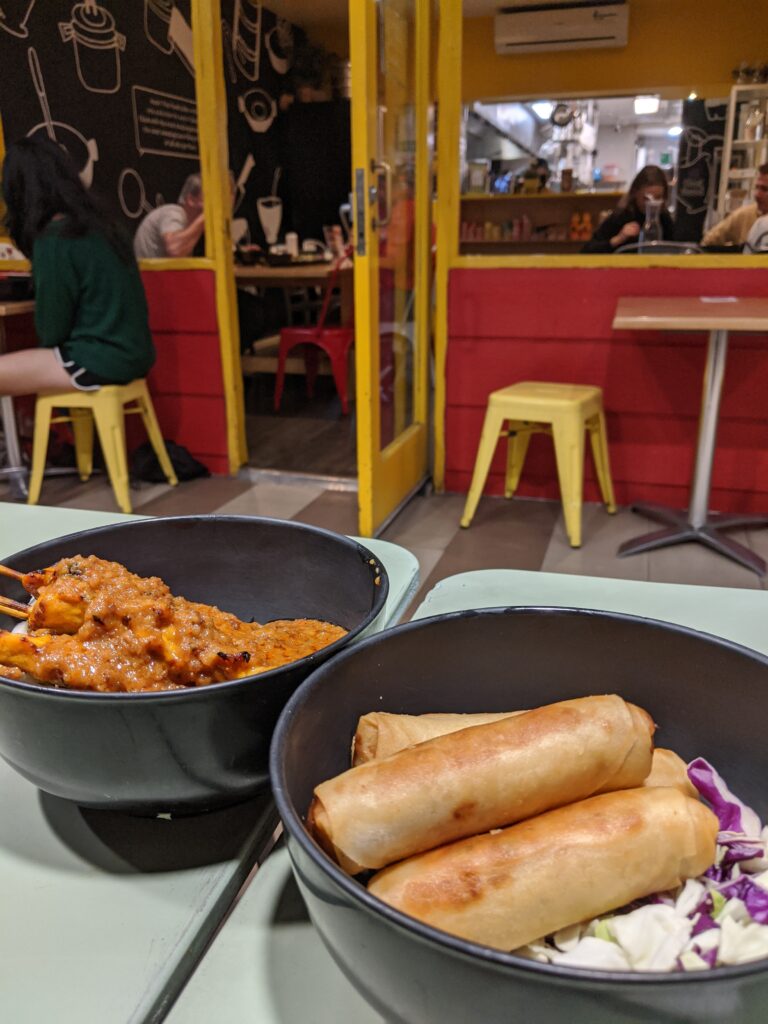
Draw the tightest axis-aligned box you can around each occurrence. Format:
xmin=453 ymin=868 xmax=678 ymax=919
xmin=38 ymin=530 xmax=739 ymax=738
xmin=582 ymin=165 xmax=674 ymax=253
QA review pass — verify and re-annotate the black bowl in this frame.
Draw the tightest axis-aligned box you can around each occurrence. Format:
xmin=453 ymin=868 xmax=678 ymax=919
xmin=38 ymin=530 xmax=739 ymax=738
xmin=0 ymin=515 xmax=388 ymax=813
xmin=271 ymin=608 xmax=768 ymax=1024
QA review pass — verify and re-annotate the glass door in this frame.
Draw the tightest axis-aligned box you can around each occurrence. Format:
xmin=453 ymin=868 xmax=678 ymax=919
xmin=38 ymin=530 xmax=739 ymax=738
xmin=350 ymin=0 xmax=432 ymax=535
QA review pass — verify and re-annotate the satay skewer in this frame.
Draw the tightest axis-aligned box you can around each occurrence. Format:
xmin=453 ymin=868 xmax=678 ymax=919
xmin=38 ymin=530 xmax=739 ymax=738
xmin=0 ymin=564 xmax=24 ymax=583
xmin=0 ymin=595 xmax=30 ymax=621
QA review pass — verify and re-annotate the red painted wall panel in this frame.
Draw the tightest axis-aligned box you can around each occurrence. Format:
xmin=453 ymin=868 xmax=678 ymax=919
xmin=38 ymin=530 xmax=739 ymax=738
xmin=446 ymin=267 xmax=768 ymax=513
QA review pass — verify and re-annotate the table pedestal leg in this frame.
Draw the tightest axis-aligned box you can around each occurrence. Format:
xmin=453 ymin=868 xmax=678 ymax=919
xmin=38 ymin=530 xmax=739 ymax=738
xmin=618 ymin=329 xmax=767 ymax=575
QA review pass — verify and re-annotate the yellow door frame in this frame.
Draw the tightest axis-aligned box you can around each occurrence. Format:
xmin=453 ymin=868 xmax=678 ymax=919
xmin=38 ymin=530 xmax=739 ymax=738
xmin=0 ymin=1 xmax=247 ymax=473
xmin=350 ymin=0 xmax=431 ymax=536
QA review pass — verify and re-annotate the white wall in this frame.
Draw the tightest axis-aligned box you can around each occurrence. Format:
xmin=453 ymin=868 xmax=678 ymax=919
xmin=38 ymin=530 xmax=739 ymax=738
xmin=594 ymin=126 xmax=637 ymax=188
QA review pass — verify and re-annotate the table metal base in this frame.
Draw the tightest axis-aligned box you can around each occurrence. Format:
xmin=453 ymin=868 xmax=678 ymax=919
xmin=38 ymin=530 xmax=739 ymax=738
xmin=618 ymin=502 xmax=768 ymax=575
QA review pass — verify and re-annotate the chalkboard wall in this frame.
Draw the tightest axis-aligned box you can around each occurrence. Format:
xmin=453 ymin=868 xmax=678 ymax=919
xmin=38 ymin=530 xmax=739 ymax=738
xmin=0 ymin=2 xmax=346 ymax=250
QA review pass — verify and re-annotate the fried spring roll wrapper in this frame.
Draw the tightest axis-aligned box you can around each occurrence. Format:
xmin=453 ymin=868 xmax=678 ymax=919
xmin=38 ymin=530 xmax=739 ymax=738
xmin=644 ymin=747 xmax=698 ymax=798
xmin=353 ymin=711 xmax=694 ymax=798
xmin=352 ymin=711 xmax=520 ymax=765
xmin=309 ymin=695 xmax=655 ymax=874
xmin=367 ymin=787 xmax=718 ymax=952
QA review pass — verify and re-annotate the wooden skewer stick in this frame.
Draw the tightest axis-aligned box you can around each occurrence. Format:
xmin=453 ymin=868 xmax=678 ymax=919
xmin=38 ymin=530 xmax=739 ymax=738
xmin=0 ymin=596 xmax=30 ymax=621
xmin=0 ymin=564 xmax=24 ymax=583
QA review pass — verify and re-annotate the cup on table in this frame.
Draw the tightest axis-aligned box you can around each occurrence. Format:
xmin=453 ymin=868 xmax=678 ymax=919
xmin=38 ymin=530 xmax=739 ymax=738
xmin=285 ymin=232 xmax=299 ymax=258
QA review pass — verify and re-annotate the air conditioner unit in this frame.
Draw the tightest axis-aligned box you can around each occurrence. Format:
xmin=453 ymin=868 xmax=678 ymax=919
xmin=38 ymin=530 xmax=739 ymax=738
xmin=494 ymin=1 xmax=629 ymax=55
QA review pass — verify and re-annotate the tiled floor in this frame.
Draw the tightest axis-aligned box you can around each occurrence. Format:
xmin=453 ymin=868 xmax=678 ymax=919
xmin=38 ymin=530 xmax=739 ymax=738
xmin=5 ymin=469 xmax=768 ymax=617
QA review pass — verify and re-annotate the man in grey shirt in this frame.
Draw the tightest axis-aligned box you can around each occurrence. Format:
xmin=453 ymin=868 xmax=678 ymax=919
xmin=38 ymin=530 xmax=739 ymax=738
xmin=133 ymin=173 xmax=205 ymax=259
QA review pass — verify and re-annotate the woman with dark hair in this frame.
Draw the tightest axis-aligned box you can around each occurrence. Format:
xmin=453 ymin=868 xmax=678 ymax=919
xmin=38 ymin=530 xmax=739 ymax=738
xmin=0 ymin=136 xmax=154 ymax=396
xmin=582 ymin=165 xmax=674 ymax=253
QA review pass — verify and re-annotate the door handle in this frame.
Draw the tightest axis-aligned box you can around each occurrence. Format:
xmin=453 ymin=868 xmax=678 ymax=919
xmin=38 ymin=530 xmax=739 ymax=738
xmin=339 ymin=200 xmax=352 ymax=241
xmin=372 ymin=159 xmax=393 ymax=227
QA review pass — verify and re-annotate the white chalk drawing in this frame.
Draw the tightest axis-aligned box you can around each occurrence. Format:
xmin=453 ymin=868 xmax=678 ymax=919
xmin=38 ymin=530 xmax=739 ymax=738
xmin=231 ymin=217 xmax=250 ymax=245
xmin=168 ymin=5 xmax=194 ymax=77
xmin=118 ymin=167 xmax=164 ymax=219
xmin=58 ymin=1 xmax=125 ymax=95
xmin=26 ymin=47 xmax=99 ymax=187
xmin=0 ymin=0 xmax=36 ymax=38
xmin=132 ymin=85 xmax=198 ymax=160
xmin=232 ymin=0 xmax=261 ymax=82
xmin=144 ymin=0 xmax=173 ymax=54
xmin=257 ymin=166 xmax=282 ymax=244
xmin=265 ymin=18 xmax=293 ymax=75
xmin=233 ymin=152 xmax=255 ymax=211
xmin=677 ymin=125 xmax=716 ymax=216
xmin=238 ymin=87 xmax=276 ymax=133
xmin=221 ymin=19 xmax=238 ymax=83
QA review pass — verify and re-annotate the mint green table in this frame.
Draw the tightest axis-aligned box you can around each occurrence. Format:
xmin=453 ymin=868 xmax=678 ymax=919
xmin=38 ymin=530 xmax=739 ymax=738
xmin=167 ymin=567 xmax=768 ymax=1024
xmin=0 ymin=503 xmax=418 ymax=1024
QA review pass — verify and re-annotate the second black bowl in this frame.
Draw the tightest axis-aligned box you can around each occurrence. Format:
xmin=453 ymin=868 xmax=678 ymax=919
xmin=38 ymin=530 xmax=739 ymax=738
xmin=0 ymin=515 xmax=388 ymax=813
xmin=272 ymin=607 xmax=768 ymax=1024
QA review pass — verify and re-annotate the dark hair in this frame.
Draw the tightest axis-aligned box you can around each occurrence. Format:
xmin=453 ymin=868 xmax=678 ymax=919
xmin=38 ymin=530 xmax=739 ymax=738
xmin=758 ymin=162 xmax=768 ymax=176
xmin=1 ymin=136 xmax=134 ymax=262
xmin=621 ymin=165 xmax=669 ymax=216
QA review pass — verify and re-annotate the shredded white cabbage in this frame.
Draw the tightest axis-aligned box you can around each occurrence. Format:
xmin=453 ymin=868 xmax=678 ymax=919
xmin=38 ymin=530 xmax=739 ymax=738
xmin=718 ymin=916 xmax=768 ymax=965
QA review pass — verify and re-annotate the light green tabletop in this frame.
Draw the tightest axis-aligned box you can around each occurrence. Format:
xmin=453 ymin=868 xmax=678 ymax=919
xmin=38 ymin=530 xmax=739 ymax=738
xmin=167 ymin=566 xmax=768 ymax=1024
xmin=0 ymin=502 xmax=418 ymax=1024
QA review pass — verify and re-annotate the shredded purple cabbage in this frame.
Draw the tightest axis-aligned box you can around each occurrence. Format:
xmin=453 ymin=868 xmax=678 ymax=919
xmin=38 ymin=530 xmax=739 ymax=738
xmin=687 ymin=758 xmax=762 ymax=839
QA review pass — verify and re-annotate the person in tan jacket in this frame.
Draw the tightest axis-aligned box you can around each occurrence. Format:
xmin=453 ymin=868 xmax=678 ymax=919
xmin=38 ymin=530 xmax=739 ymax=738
xmin=702 ymin=163 xmax=768 ymax=246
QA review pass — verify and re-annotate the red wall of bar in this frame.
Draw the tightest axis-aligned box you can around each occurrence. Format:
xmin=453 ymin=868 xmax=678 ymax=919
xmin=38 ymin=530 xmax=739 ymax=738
xmin=140 ymin=270 xmax=228 ymax=475
xmin=446 ymin=267 xmax=768 ymax=513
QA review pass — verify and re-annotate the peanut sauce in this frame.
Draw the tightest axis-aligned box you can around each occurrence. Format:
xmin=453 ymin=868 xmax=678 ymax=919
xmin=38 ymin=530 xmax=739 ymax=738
xmin=1 ymin=555 xmax=347 ymax=693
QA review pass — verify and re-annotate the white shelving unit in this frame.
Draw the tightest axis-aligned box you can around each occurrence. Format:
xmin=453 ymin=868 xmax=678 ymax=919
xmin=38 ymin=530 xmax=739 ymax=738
xmin=716 ymin=84 xmax=768 ymax=217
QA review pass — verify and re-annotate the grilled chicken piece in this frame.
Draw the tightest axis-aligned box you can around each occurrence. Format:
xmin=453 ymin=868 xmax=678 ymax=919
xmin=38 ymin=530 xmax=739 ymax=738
xmin=0 ymin=555 xmax=346 ymax=692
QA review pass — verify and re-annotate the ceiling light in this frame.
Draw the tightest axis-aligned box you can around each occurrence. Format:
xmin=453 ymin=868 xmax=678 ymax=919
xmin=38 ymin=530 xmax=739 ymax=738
xmin=634 ymin=95 xmax=660 ymax=115
xmin=688 ymin=92 xmax=698 ymax=100
xmin=530 ymin=101 xmax=554 ymax=120
xmin=668 ymin=125 xmax=683 ymax=137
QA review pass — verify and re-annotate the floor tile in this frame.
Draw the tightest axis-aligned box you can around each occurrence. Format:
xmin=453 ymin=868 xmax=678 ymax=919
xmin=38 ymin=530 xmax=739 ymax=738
xmin=136 ymin=476 xmax=254 ymax=516
xmin=646 ymin=529 xmax=762 ymax=589
xmin=216 ymin=482 xmax=323 ymax=520
xmin=541 ymin=506 xmax=650 ymax=581
xmin=290 ymin=491 xmax=359 ymax=535
xmin=382 ymin=494 xmax=465 ymax=550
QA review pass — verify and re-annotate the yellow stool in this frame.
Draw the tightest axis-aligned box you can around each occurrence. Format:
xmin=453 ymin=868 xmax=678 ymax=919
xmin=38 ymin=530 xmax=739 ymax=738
xmin=460 ymin=381 xmax=616 ymax=548
xmin=28 ymin=379 xmax=178 ymax=514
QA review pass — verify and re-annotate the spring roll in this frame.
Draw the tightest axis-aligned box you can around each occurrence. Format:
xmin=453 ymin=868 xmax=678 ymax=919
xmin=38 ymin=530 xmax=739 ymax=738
xmin=352 ymin=711 xmax=519 ymax=765
xmin=367 ymin=787 xmax=718 ymax=952
xmin=308 ymin=694 xmax=655 ymax=873
xmin=644 ymin=747 xmax=698 ymax=798
xmin=353 ymin=710 xmax=695 ymax=798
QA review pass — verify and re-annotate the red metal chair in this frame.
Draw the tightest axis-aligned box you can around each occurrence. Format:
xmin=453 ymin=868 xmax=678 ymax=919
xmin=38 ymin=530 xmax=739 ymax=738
xmin=274 ymin=251 xmax=354 ymax=414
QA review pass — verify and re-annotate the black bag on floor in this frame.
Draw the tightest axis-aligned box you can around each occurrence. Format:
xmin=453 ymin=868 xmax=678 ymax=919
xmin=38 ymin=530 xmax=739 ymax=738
xmin=131 ymin=440 xmax=210 ymax=483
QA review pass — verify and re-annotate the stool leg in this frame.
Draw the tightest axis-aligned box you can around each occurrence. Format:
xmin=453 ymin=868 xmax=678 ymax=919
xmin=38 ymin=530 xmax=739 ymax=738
xmin=92 ymin=400 xmax=132 ymax=514
xmin=136 ymin=392 xmax=179 ymax=487
xmin=460 ymin=407 xmax=505 ymax=528
xmin=504 ymin=423 xmax=532 ymax=498
xmin=587 ymin=411 xmax=617 ymax=513
xmin=27 ymin=399 xmax=52 ymax=506
xmin=552 ymin=416 xmax=585 ymax=548
xmin=70 ymin=408 xmax=94 ymax=481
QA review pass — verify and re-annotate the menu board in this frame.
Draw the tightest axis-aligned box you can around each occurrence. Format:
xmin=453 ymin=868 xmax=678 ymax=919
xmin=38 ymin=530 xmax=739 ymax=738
xmin=0 ymin=1 xmax=304 ymax=248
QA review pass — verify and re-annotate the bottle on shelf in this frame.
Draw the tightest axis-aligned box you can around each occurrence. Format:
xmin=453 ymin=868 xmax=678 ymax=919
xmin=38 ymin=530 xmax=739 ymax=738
xmin=744 ymin=102 xmax=765 ymax=141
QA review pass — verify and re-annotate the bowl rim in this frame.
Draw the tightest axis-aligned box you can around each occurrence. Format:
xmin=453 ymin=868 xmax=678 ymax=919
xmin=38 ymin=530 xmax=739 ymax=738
xmin=0 ymin=513 xmax=389 ymax=700
xmin=270 ymin=604 xmax=768 ymax=986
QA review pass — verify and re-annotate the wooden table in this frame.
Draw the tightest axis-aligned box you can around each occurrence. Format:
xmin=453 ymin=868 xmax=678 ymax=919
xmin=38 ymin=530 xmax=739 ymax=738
xmin=0 ymin=299 xmax=35 ymax=499
xmin=234 ymin=262 xmax=353 ymax=326
xmin=612 ymin=296 xmax=768 ymax=575
xmin=0 ymin=502 xmax=419 ymax=1024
